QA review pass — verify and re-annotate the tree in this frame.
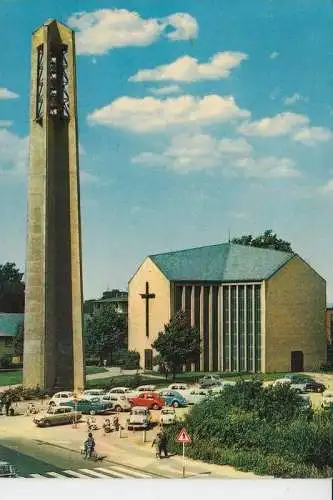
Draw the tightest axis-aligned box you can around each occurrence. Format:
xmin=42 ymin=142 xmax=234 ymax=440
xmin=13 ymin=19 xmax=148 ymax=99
xmin=13 ymin=321 xmax=24 ymax=358
xmin=84 ymin=305 xmax=126 ymax=364
xmin=0 ymin=262 xmax=25 ymax=313
xmin=152 ymin=311 xmax=201 ymax=380
xmin=232 ymin=229 xmax=293 ymax=253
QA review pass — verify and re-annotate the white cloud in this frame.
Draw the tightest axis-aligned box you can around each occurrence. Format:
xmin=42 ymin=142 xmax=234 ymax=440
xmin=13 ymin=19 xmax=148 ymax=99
xmin=269 ymin=51 xmax=279 ymax=59
xmin=88 ymin=94 xmax=250 ymax=133
xmin=0 ymin=121 xmax=12 ymax=128
xmin=233 ymin=156 xmax=300 ymax=179
xmin=238 ymin=112 xmax=309 ymax=137
xmin=0 ymin=88 xmax=19 ymax=99
xmin=132 ymin=133 xmax=298 ymax=179
xmin=80 ymin=170 xmax=100 ymax=184
xmin=284 ymin=93 xmax=309 ymax=106
xmin=129 ymin=51 xmax=248 ymax=83
xmin=293 ymin=126 xmax=333 ymax=146
xmin=149 ymin=85 xmax=182 ymax=96
xmin=67 ymin=9 xmax=198 ymax=55
xmin=319 ymin=180 xmax=333 ymax=194
xmin=164 ymin=13 xmax=198 ymax=41
xmin=132 ymin=133 xmax=252 ymax=172
xmin=0 ymin=129 xmax=28 ymax=177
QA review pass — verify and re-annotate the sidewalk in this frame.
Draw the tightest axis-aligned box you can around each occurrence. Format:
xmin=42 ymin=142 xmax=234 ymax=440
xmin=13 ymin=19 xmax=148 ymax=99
xmin=0 ymin=413 xmax=263 ymax=479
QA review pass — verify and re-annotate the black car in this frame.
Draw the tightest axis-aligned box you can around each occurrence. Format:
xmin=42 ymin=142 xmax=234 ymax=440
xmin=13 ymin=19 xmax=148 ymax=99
xmin=304 ymin=381 xmax=326 ymax=393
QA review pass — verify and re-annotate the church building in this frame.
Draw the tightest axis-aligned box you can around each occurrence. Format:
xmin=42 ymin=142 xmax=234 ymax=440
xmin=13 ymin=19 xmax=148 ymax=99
xmin=128 ymin=243 xmax=326 ymax=373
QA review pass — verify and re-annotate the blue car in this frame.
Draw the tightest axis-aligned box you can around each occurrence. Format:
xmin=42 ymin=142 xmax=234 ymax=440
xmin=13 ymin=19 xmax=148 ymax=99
xmin=159 ymin=390 xmax=188 ymax=408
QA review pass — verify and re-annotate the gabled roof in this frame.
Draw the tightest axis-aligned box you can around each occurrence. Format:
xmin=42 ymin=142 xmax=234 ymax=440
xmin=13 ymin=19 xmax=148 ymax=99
xmin=149 ymin=243 xmax=294 ymax=282
xmin=0 ymin=313 xmax=24 ymax=337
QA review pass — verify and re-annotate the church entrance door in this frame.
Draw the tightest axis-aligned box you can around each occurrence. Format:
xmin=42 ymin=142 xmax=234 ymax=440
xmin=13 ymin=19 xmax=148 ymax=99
xmin=291 ymin=351 xmax=304 ymax=372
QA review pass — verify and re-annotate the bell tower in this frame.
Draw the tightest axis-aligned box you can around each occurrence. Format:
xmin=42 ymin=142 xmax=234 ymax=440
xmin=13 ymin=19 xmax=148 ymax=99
xmin=23 ymin=20 xmax=85 ymax=393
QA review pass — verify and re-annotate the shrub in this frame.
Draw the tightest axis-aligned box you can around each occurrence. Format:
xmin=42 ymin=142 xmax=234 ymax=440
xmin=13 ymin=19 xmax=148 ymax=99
xmin=111 ymin=349 xmax=140 ymax=370
xmin=0 ymin=355 xmax=13 ymax=369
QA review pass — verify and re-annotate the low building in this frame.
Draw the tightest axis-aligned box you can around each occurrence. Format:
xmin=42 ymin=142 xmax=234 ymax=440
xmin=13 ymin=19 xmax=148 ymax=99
xmin=128 ymin=243 xmax=326 ymax=373
xmin=0 ymin=313 xmax=24 ymax=357
xmin=84 ymin=290 xmax=128 ymax=316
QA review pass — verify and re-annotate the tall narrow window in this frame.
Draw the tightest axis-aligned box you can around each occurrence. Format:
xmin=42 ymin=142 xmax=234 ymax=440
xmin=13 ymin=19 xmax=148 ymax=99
xmin=254 ymin=285 xmax=261 ymax=372
xmin=223 ymin=286 xmax=230 ymax=371
xmin=36 ymin=44 xmax=44 ymax=122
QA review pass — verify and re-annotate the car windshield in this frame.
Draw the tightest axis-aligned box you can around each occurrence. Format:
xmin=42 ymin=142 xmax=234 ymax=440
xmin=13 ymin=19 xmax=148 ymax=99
xmin=133 ymin=409 xmax=147 ymax=415
xmin=162 ymin=409 xmax=174 ymax=414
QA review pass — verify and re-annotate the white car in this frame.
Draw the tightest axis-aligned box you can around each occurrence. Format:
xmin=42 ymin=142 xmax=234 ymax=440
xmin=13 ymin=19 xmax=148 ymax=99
xmin=321 ymin=391 xmax=333 ymax=409
xmin=49 ymin=391 xmax=74 ymax=406
xmin=272 ymin=378 xmax=306 ymax=393
xmin=81 ymin=389 xmax=106 ymax=401
xmin=167 ymin=383 xmax=189 ymax=394
xmin=107 ymin=387 xmax=133 ymax=396
xmin=183 ymin=388 xmax=209 ymax=405
xmin=160 ymin=407 xmax=177 ymax=425
xmin=127 ymin=406 xmax=152 ymax=430
xmin=136 ymin=385 xmax=156 ymax=393
xmin=102 ymin=394 xmax=131 ymax=412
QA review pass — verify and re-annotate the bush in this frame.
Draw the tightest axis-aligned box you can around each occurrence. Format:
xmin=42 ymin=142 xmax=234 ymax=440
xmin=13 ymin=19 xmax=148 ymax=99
xmin=162 ymin=381 xmax=333 ymax=478
xmin=0 ymin=385 xmax=50 ymax=402
xmin=0 ymin=355 xmax=13 ymax=369
xmin=111 ymin=349 xmax=140 ymax=370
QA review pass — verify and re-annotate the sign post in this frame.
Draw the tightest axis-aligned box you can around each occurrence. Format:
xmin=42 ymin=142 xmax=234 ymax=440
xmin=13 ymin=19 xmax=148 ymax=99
xmin=176 ymin=427 xmax=192 ymax=478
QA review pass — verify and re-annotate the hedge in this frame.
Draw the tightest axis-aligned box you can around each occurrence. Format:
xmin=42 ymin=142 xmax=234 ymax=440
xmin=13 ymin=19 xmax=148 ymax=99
xmin=162 ymin=381 xmax=333 ymax=478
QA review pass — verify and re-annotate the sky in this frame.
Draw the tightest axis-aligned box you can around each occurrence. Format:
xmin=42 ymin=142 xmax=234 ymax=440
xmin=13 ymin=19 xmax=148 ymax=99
xmin=0 ymin=0 xmax=332 ymax=300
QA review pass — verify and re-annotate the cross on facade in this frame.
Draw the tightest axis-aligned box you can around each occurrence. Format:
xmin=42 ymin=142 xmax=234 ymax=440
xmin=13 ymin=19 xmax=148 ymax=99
xmin=140 ymin=281 xmax=155 ymax=338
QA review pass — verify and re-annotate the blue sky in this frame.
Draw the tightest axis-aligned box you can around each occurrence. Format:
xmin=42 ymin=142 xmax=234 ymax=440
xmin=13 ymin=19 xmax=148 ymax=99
xmin=0 ymin=0 xmax=333 ymax=300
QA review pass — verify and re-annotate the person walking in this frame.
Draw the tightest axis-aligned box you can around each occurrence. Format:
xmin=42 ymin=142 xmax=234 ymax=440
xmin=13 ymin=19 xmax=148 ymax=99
xmin=5 ymin=396 xmax=11 ymax=417
xmin=152 ymin=432 xmax=162 ymax=459
xmin=159 ymin=429 xmax=169 ymax=458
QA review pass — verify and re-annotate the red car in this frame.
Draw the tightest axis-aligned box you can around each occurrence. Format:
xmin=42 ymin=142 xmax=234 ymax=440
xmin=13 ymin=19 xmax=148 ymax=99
xmin=129 ymin=392 xmax=164 ymax=410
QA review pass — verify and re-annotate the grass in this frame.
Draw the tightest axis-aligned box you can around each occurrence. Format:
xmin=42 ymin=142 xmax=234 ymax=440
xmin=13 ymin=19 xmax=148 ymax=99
xmin=0 ymin=370 xmax=22 ymax=386
xmin=85 ymin=365 xmax=108 ymax=375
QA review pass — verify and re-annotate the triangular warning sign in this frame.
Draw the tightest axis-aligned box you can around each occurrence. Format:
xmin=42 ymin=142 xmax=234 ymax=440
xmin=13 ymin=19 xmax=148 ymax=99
xmin=176 ymin=427 xmax=192 ymax=444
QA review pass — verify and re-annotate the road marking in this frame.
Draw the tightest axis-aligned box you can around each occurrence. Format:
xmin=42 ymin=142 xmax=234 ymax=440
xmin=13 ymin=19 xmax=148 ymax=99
xmin=45 ymin=472 xmax=70 ymax=478
xmin=94 ymin=467 xmax=129 ymax=478
xmin=63 ymin=469 xmax=90 ymax=478
xmin=29 ymin=473 xmax=46 ymax=478
xmin=79 ymin=468 xmax=109 ymax=479
xmin=108 ymin=465 xmax=152 ymax=478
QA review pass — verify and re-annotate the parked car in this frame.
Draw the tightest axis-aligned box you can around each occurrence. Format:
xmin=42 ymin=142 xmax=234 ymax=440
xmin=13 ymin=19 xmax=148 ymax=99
xmin=129 ymin=392 xmax=164 ymax=410
xmin=49 ymin=391 xmax=74 ymax=406
xmin=33 ymin=405 xmax=82 ymax=427
xmin=159 ymin=390 xmax=188 ymax=408
xmin=60 ymin=397 xmax=113 ymax=415
xmin=102 ymin=393 xmax=132 ymax=412
xmin=321 ymin=391 xmax=333 ymax=409
xmin=160 ymin=407 xmax=177 ymax=425
xmin=0 ymin=461 xmax=17 ymax=478
xmin=272 ymin=378 xmax=306 ymax=393
xmin=127 ymin=406 xmax=152 ymax=430
xmin=183 ymin=388 xmax=209 ymax=405
xmin=106 ymin=387 xmax=133 ymax=396
xmin=81 ymin=389 xmax=106 ymax=400
xmin=304 ymin=381 xmax=326 ymax=393
xmin=167 ymin=383 xmax=189 ymax=394
xmin=199 ymin=375 xmax=221 ymax=388
xmin=136 ymin=385 xmax=157 ymax=393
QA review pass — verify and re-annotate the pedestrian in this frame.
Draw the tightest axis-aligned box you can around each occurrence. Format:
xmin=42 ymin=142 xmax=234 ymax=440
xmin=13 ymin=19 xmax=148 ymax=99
xmin=152 ymin=432 xmax=162 ymax=459
xmin=5 ymin=396 xmax=11 ymax=417
xmin=159 ymin=429 xmax=169 ymax=458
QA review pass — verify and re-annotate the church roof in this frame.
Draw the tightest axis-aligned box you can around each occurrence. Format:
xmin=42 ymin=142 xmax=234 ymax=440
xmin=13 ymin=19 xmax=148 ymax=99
xmin=149 ymin=243 xmax=294 ymax=282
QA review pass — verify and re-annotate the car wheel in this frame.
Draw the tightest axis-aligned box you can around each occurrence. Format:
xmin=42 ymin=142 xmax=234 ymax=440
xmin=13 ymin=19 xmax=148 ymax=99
xmin=43 ymin=420 xmax=51 ymax=427
xmin=89 ymin=409 xmax=96 ymax=415
xmin=152 ymin=404 xmax=160 ymax=410
xmin=115 ymin=405 xmax=122 ymax=412
xmin=172 ymin=401 xmax=179 ymax=408
xmin=49 ymin=401 xmax=55 ymax=407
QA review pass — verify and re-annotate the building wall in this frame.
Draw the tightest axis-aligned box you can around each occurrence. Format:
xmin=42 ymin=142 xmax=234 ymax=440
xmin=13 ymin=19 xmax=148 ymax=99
xmin=128 ymin=258 xmax=170 ymax=368
xmin=326 ymin=308 xmax=333 ymax=344
xmin=265 ymin=256 xmax=326 ymax=372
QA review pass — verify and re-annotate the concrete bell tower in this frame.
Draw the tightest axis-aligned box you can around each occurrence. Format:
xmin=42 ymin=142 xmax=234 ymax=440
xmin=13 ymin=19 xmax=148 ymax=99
xmin=23 ymin=19 xmax=85 ymax=393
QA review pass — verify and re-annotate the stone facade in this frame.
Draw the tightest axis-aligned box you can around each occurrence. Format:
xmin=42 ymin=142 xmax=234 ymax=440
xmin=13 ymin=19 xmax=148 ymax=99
xmin=23 ymin=20 xmax=84 ymax=392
